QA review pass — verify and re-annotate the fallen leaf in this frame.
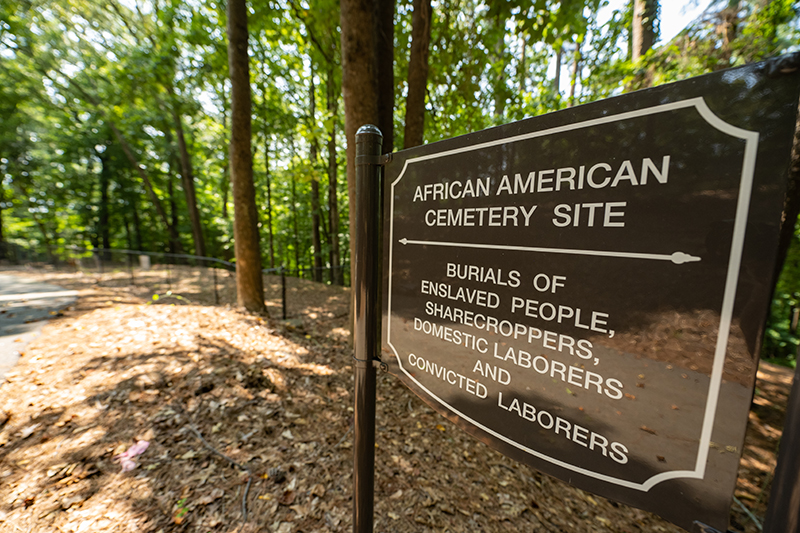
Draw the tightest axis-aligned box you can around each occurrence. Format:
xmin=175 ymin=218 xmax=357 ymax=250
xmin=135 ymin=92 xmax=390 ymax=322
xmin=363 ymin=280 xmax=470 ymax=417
xmin=197 ymin=488 xmax=224 ymax=505
xmin=18 ymin=423 xmax=41 ymax=439
xmin=278 ymin=490 xmax=296 ymax=506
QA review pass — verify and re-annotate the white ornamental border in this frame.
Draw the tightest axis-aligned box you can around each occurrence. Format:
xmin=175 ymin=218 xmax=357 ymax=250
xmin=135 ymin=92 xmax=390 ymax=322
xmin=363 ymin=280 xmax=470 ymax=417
xmin=385 ymin=97 xmax=759 ymax=492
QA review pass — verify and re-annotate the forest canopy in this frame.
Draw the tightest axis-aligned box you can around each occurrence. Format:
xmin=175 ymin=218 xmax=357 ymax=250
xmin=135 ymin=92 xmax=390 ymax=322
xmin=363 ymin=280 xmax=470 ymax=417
xmin=1 ymin=0 xmax=799 ymax=355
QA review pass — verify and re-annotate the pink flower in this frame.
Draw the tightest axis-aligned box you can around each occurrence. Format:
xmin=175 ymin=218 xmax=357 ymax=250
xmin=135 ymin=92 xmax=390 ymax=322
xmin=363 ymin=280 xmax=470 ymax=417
xmin=115 ymin=440 xmax=149 ymax=472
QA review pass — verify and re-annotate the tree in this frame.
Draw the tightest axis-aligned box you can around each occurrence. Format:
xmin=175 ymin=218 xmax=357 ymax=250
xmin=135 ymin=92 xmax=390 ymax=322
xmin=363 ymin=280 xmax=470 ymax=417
xmin=631 ymin=0 xmax=658 ymax=62
xmin=404 ymin=0 xmax=433 ymax=148
xmin=375 ymin=0 xmax=395 ymax=152
xmin=228 ymin=0 xmax=266 ymax=314
xmin=339 ymin=0 xmax=382 ymax=281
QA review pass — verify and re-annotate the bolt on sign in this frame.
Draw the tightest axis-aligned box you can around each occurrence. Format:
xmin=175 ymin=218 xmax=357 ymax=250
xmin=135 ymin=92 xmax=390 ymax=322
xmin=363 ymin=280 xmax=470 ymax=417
xmin=380 ymin=58 xmax=800 ymax=532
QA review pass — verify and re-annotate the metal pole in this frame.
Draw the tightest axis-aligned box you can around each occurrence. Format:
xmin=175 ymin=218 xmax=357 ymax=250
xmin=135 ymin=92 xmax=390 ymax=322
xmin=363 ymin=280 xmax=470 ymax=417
xmin=763 ymin=360 xmax=800 ymax=533
xmin=352 ymin=124 xmax=383 ymax=533
xmin=128 ymin=252 xmax=135 ymax=285
xmin=213 ymin=264 xmax=219 ymax=305
xmin=281 ymin=266 xmax=287 ymax=320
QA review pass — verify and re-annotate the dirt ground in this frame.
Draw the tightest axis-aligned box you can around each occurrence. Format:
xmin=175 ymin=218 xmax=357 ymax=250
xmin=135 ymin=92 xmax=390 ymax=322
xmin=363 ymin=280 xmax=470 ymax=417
xmin=0 ymin=265 xmax=792 ymax=533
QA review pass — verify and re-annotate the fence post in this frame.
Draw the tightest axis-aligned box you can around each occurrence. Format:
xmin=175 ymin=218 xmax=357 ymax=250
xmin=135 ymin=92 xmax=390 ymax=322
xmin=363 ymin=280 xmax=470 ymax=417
xmin=352 ymin=124 xmax=383 ymax=533
xmin=281 ymin=266 xmax=287 ymax=320
xmin=213 ymin=263 xmax=219 ymax=305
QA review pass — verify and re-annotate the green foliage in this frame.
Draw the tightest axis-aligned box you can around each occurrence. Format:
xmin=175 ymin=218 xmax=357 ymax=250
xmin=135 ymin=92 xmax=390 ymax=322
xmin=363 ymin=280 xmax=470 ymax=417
xmin=1 ymin=0 xmax=799 ymax=307
xmin=764 ymin=223 xmax=800 ymax=368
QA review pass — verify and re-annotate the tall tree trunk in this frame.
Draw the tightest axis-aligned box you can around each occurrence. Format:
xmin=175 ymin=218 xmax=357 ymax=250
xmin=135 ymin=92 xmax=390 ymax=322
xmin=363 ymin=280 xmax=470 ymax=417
xmin=228 ymin=0 xmax=266 ymax=314
xmin=168 ymin=174 xmax=179 ymax=254
xmin=165 ymin=129 xmax=181 ymax=254
xmin=0 ymin=180 xmax=5 ymax=260
xmin=290 ymin=171 xmax=301 ymax=275
xmin=553 ymin=45 xmax=563 ymax=98
xmin=98 ymin=151 xmax=112 ymax=258
xmin=518 ymin=30 xmax=526 ymax=94
xmin=404 ymin=0 xmax=432 ymax=149
xmin=631 ymin=0 xmax=658 ymax=62
xmin=326 ymin=68 xmax=343 ymax=285
xmin=257 ymin=55 xmax=276 ymax=270
xmin=375 ymin=0 xmax=395 ymax=152
xmin=568 ymin=42 xmax=582 ymax=108
xmin=130 ymin=190 xmax=144 ymax=251
xmin=340 ymin=0 xmax=381 ymax=289
xmin=264 ymin=136 xmax=276 ymax=269
xmin=172 ymin=107 xmax=206 ymax=257
xmin=492 ymin=17 xmax=507 ymax=117
xmin=309 ymin=77 xmax=324 ymax=283
xmin=123 ymin=213 xmax=134 ymax=251
xmin=221 ymin=83 xmax=230 ymax=219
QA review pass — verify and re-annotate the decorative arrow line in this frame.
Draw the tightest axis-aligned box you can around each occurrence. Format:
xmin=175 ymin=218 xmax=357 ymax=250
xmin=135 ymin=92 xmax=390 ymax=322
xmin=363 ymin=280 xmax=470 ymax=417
xmin=398 ymin=238 xmax=701 ymax=265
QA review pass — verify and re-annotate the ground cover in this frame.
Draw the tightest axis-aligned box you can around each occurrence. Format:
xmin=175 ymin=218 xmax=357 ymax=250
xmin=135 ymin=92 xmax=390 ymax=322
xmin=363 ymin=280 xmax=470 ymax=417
xmin=0 ymin=267 xmax=790 ymax=532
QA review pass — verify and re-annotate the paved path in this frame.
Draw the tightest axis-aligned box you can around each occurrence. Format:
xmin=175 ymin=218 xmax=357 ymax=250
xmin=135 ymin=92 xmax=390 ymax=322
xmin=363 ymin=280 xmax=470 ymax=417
xmin=0 ymin=274 xmax=78 ymax=380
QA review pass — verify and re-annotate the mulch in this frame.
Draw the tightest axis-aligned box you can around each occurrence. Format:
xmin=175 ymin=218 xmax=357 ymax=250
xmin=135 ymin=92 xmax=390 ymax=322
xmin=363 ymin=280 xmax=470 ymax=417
xmin=0 ymin=266 xmax=791 ymax=532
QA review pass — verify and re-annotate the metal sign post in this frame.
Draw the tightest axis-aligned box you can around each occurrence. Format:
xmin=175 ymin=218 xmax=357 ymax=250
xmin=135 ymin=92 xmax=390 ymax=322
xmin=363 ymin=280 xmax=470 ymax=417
xmin=352 ymin=124 xmax=383 ymax=533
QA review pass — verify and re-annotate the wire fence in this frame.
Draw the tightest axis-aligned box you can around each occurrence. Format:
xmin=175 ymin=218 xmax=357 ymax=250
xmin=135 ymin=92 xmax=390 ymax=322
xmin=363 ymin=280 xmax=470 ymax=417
xmin=3 ymin=245 xmax=351 ymax=320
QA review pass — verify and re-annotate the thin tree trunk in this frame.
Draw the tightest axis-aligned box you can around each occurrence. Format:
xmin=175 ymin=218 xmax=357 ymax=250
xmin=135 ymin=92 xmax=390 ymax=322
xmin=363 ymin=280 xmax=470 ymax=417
xmin=221 ymin=83 xmax=230 ymax=219
xmin=257 ymin=54 xmax=276 ymax=270
xmin=98 ymin=151 xmax=112 ymax=258
xmin=123 ymin=213 xmax=134 ymax=251
xmin=632 ymin=0 xmax=657 ymax=62
xmin=518 ymin=29 xmax=526 ymax=94
xmin=0 ymin=180 xmax=5 ymax=260
xmin=554 ymin=45 xmax=563 ymax=98
xmin=130 ymin=190 xmax=144 ymax=251
xmin=375 ymin=0 xmax=395 ymax=152
xmin=309 ymin=77 xmax=324 ymax=283
xmin=290 ymin=172 xmax=300 ymax=275
xmin=404 ymin=0 xmax=432 ymax=149
xmin=168 ymin=174 xmax=179 ymax=254
xmin=172 ymin=107 xmax=206 ymax=257
xmin=326 ymin=68 xmax=342 ymax=285
xmin=264 ymin=136 xmax=275 ymax=269
xmin=165 ymin=130 xmax=181 ymax=254
xmin=568 ymin=42 xmax=582 ymax=107
xmin=492 ymin=18 xmax=506 ymax=117
xmin=228 ymin=0 xmax=266 ymax=313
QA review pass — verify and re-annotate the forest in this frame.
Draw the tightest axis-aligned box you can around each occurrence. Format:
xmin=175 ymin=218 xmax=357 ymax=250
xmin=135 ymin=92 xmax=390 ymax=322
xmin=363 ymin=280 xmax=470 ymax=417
xmin=2 ymin=0 xmax=800 ymax=360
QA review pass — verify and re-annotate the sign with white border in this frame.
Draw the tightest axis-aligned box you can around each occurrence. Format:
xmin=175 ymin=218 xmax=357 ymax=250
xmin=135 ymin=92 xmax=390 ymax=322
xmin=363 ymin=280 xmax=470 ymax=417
xmin=381 ymin=61 xmax=800 ymax=531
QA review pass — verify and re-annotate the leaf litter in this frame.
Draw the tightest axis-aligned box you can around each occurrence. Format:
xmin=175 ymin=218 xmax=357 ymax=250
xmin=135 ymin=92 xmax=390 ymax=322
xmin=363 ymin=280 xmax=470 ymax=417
xmin=0 ymin=267 xmax=790 ymax=532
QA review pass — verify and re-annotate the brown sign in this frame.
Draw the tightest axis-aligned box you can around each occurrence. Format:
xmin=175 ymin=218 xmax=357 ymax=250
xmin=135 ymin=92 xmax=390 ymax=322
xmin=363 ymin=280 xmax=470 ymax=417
xmin=381 ymin=60 xmax=800 ymax=532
